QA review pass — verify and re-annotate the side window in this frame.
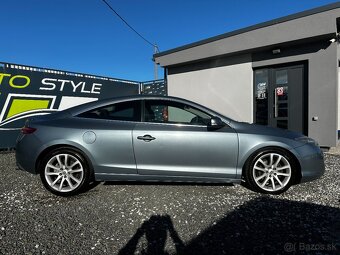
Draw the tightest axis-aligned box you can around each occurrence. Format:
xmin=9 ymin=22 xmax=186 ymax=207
xmin=77 ymin=100 xmax=141 ymax=122
xmin=144 ymin=100 xmax=211 ymax=125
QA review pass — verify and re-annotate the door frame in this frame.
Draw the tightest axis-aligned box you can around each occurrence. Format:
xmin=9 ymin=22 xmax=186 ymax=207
xmin=253 ymin=61 xmax=309 ymax=135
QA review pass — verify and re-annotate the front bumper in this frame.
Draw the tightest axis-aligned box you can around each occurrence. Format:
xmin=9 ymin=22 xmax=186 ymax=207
xmin=291 ymin=143 xmax=325 ymax=183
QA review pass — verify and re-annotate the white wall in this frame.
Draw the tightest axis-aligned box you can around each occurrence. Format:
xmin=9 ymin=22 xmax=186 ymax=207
xmin=167 ymin=55 xmax=253 ymax=122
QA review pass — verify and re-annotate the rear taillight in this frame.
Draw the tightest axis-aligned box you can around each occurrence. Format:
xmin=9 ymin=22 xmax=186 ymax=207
xmin=21 ymin=127 xmax=37 ymax=134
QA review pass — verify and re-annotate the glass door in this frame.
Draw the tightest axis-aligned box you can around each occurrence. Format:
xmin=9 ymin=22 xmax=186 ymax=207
xmin=272 ymin=69 xmax=289 ymax=129
xmin=254 ymin=64 xmax=306 ymax=135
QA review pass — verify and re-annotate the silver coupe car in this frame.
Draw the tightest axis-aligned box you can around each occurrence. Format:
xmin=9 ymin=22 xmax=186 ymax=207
xmin=16 ymin=96 xmax=324 ymax=196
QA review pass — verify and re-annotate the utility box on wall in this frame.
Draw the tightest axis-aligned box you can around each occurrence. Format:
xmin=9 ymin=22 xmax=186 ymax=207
xmin=0 ymin=62 xmax=140 ymax=149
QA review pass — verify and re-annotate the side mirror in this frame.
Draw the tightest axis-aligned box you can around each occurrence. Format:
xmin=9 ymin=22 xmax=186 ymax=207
xmin=208 ymin=117 xmax=225 ymax=130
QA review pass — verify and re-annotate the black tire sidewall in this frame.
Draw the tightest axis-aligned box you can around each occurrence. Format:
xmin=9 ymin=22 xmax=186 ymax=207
xmin=39 ymin=148 xmax=91 ymax=196
xmin=244 ymin=148 xmax=297 ymax=195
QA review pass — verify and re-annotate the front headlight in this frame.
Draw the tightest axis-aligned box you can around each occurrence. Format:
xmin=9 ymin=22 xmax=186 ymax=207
xmin=295 ymin=136 xmax=318 ymax=146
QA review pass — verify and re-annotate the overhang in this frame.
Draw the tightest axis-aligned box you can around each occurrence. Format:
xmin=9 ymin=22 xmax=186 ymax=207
xmin=154 ymin=2 xmax=340 ymax=67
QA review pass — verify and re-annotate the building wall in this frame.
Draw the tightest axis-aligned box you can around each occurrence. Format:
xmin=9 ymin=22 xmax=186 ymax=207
xmin=167 ymin=40 xmax=338 ymax=147
xmin=167 ymin=54 xmax=253 ymax=122
xmin=157 ymin=4 xmax=340 ymax=148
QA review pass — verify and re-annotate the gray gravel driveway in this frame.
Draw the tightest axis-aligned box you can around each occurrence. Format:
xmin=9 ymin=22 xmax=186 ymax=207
xmin=0 ymin=153 xmax=339 ymax=254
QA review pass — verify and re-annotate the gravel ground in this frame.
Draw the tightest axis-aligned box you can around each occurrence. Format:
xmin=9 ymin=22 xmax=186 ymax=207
xmin=0 ymin=153 xmax=339 ymax=255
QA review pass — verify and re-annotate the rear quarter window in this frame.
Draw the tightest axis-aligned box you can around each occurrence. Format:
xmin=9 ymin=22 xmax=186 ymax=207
xmin=77 ymin=100 xmax=141 ymax=122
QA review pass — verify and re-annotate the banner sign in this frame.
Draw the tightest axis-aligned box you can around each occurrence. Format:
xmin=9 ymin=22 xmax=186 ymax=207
xmin=0 ymin=62 xmax=140 ymax=149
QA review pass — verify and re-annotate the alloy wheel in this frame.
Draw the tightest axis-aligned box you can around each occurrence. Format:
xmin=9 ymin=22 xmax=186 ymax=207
xmin=44 ymin=153 xmax=84 ymax=192
xmin=252 ymin=152 xmax=291 ymax=192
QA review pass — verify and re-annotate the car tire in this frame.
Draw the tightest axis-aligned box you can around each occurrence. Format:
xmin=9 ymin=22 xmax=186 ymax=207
xmin=243 ymin=148 xmax=297 ymax=195
xmin=39 ymin=147 xmax=91 ymax=196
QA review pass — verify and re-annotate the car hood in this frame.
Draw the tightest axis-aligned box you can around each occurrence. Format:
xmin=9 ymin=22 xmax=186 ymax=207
xmin=229 ymin=121 xmax=304 ymax=140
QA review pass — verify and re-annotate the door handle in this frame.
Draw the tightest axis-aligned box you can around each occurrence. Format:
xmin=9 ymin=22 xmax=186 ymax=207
xmin=274 ymin=88 xmax=278 ymax=118
xmin=137 ymin=134 xmax=156 ymax=142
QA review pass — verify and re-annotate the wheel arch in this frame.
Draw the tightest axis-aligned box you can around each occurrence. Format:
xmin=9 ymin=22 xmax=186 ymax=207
xmin=35 ymin=144 xmax=95 ymax=176
xmin=241 ymin=146 xmax=302 ymax=184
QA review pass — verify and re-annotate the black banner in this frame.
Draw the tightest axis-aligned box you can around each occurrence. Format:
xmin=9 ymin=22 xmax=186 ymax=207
xmin=0 ymin=63 xmax=140 ymax=149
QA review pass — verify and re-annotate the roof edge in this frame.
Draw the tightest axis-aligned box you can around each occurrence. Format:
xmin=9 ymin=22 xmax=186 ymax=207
xmin=0 ymin=61 xmax=141 ymax=84
xmin=154 ymin=2 xmax=340 ymax=59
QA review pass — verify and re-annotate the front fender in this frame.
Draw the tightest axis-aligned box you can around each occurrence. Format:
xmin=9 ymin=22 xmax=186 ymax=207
xmin=236 ymin=138 xmax=296 ymax=178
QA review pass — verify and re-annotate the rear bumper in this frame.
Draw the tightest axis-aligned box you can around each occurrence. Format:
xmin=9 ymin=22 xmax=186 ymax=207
xmin=291 ymin=143 xmax=325 ymax=183
xmin=15 ymin=133 xmax=41 ymax=174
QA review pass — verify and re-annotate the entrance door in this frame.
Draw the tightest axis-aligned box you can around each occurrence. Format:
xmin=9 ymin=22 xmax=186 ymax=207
xmin=254 ymin=63 xmax=306 ymax=134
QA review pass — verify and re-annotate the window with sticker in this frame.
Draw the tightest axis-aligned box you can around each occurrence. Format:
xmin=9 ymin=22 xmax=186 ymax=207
xmin=144 ymin=100 xmax=211 ymax=125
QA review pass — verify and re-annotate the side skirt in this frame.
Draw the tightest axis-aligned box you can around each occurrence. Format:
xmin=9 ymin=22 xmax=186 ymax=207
xmin=95 ymin=173 xmax=241 ymax=184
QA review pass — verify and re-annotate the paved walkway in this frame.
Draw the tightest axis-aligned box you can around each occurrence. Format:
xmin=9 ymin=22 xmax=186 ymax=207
xmin=327 ymin=145 xmax=340 ymax=156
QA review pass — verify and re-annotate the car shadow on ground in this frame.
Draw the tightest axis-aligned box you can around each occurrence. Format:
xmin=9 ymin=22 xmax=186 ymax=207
xmin=118 ymin=197 xmax=339 ymax=255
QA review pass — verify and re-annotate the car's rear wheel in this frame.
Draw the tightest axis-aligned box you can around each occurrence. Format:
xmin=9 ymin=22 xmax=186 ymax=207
xmin=39 ymin=148 xmax=91 ymax=196
xmin=244 ymin=148 xmax=297 ymax=194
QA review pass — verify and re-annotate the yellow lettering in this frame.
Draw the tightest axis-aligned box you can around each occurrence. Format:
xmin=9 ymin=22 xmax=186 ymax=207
xmin=0 ymin=73 xmax=11 ymax=84
xmin=9 ymin=75 xmax=30 ymax=88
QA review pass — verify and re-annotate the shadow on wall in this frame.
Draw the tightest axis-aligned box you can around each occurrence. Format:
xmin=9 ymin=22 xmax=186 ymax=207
xmin=118 ymin=197 xmax=339 ymax=255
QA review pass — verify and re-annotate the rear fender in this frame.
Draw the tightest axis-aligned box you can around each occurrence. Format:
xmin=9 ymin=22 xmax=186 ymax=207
xmin=35 ymin=140 xmax=96 ymax=174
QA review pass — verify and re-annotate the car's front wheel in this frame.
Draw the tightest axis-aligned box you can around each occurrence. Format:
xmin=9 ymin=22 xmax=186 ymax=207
xmin=244 ymin=148 xmax=297 ymax=194
xmin=39 ymin=148 xmax=91 ymax=196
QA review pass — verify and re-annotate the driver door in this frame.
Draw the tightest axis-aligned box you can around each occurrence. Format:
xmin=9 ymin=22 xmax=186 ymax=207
xmin=132 ymin=99 xmax=238 ymax=178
